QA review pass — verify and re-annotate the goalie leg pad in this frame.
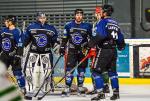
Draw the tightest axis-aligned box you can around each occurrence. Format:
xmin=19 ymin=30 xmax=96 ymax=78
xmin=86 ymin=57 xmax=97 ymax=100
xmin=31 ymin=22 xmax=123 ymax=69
xmin=40 ymin=53 xmax=53 ymax=92
xmin=25 ymin=52 xmax=39 ymax=92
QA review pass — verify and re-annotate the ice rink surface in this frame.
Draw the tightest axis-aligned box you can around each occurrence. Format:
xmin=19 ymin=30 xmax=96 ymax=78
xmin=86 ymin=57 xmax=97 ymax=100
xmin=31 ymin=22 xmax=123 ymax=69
xmin=25 ymin=84 xmax=150 ymax=101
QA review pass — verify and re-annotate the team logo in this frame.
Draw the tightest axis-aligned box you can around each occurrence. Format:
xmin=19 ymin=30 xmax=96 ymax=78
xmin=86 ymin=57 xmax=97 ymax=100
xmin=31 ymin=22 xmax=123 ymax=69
xmin=71 ymin=32 xmax=83 ymax=45
xmin=35 ymin=34 xmax=47 ymax=47
xmin=2 ymin=38 xmax=11 ymax=51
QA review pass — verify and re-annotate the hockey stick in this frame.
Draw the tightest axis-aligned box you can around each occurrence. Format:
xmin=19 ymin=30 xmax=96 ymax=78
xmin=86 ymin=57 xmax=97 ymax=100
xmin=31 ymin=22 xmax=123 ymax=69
xmin=25 ymin=54 xmax=63 ymax=100
xmin=36 ymin=53 xmax=90 ymax=100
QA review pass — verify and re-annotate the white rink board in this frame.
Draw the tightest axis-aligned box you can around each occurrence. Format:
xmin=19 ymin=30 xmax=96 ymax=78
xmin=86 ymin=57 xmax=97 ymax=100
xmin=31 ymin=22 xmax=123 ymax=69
xmin=125 ymin=39 xmax=150 ymax=78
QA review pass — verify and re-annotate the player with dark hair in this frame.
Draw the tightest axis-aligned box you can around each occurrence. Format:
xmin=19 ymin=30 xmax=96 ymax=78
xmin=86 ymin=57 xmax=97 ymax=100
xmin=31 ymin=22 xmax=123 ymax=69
xmin=89 ymin=5 xmax=125 ymax=100
xmin=59 ymin=9 xmax=92 ymax=96
xmin=87 ymin=6 xmax=110 ymax=95
xmin=0 ymin=15 xmax=26 ymax=95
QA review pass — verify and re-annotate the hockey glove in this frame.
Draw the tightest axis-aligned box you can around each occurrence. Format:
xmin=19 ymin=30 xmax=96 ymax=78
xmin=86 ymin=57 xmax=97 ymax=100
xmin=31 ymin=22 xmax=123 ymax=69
xmin=88 ymin=48 xmax=96 ymax=58
xmin=59 ymin=46 xmax=65 ymax=55
xmin=16 ymin=47 xmax=23 ymax=57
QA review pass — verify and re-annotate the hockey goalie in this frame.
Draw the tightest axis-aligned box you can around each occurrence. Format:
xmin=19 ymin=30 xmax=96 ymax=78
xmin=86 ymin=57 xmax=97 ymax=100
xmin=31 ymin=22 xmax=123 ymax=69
xmin=23 ymin=12 xmax=58 ymax=95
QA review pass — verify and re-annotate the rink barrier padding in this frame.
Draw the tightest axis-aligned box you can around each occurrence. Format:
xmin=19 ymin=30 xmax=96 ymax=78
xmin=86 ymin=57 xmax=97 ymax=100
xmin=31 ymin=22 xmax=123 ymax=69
xmin=54 ymin=77 xmax=150 ymax=85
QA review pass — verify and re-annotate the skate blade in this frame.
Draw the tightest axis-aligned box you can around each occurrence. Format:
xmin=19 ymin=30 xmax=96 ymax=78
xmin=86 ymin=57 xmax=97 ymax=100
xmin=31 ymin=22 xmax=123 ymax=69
xmin=111 ymin=99 xmax=119 ymax=101
xmin=105 ymin=93 xmax=110 ymax=97
xmin=77 ymin=93 xmax=86 ymax=97
xmin=91 ymin=99 xmax=106 ymax=101
xmin=61 ymin=94 xmax=70 ymax=97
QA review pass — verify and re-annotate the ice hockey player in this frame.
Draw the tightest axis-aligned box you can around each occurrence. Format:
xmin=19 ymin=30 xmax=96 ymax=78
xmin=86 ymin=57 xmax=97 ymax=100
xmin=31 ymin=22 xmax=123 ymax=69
xmin=23 ymin=12 xmax=58 ymax=93
xmin=95 ymin=6 xmax=110 ymax=94
xmin=0 ymin=15 xmax=26 ymax=95
xmin=59 ymin=9 xmax=92 ymax=96
xmin=88 ymin=5 xmax=125 ymax=100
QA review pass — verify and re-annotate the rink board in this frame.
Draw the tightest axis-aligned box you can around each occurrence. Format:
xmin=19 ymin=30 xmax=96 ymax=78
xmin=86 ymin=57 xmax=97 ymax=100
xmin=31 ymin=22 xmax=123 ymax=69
xmin=53 ymin=77 xmax=150 ymax=85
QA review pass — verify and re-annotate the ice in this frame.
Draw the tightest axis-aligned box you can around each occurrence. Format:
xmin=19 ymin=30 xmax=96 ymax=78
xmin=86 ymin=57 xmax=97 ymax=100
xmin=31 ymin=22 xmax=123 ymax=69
xmin=24 ymin=84 xmax=150 ymax=101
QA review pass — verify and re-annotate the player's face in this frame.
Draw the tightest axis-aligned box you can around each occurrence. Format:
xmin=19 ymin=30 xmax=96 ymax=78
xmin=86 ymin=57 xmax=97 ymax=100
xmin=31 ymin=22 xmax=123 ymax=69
xmin=95 ymin=7 xmax=102 ymax=20
xmin=4 ymin=20 xmax=9 ymax=27
xmin=38 ymin=16 xmax=47 ymax=24
xmin=95 ymin=13 xmax=101 ymax=20
xmin=100 ymin=10 xmax=106 ymax=18
xmin=75 ymin=13 xmax=83 ymax=23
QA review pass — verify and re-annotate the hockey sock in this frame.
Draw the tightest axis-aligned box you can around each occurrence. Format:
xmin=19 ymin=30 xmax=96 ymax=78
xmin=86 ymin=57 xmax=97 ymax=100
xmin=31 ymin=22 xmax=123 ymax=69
xmin=102 ymin=72 xmax=109 ymax=85
xmin=108 ymin=71 xmax=119 ymax=90
xmin=13 ymin=70 xmax=25 ymax=88
xmin=92 ymin=72 xmax=104 ymax=92
xmin=77 ymin=72 xmax=85 ymax=87
xmin=65 ymin=68 xmax=74 ymax=87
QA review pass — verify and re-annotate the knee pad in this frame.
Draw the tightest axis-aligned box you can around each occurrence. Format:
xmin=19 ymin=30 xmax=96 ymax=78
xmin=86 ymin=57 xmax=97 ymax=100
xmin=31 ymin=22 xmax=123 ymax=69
xmin=13 ymin=70 xmax=25 ymax=88
xmin=108 ymin=71 xmax=119 ymax=90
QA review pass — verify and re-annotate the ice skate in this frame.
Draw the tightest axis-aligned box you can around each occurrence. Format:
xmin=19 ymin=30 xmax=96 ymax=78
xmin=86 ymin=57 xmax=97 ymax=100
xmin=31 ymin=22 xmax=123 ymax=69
xmin=91 ymin=93 xmax=105 ymax=101
xmin=61 ymin=86 xmax=70 ymax=97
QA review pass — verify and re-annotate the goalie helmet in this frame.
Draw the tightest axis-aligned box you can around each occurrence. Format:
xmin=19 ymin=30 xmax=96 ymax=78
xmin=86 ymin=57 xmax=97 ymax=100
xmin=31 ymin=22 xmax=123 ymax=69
xmin=101 ymin=4 xmax=114 ymax=16
xmin=36 ymin=12 xmax=46 ymax=18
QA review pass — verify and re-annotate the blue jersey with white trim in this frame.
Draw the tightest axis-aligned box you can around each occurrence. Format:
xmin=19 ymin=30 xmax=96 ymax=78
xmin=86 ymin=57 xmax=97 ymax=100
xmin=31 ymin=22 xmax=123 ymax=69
xmin=91 ymin=17 xmax=125 ymax=50
xmin=62 ymin=20 xmax=92 ymax=49
xmin=24 ymin=21 xmax=58 ymax=53
xmin=0 ymin=27 xmax=22 ymax=53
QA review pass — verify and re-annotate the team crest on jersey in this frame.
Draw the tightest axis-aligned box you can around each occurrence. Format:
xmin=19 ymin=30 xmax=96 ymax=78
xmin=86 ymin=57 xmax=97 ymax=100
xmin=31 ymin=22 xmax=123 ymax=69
xmin=71 ymin=32 xmax=83 ymax=45
xmin=2 ymin=38 xmax=11 ymax=51
xmin=34 ymin=34 xmax=47 ymax=47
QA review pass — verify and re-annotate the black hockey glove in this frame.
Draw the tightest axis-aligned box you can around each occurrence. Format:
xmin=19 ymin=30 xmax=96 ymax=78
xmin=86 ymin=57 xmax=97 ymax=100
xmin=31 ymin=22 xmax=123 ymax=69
xmin=16 ymin=47 xmax=23 ymax=57
xmin=59 ymin=46 xmax=65 ymax=55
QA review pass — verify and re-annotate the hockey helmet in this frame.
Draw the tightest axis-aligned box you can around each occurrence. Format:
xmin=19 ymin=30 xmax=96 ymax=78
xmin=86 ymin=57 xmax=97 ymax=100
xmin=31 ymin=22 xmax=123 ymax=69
xmin=101 ymin=4 xmax=114 ymax=16
xmin=95 ymin=6 xmax=102 ymax=14
xmin=36 ymin=12 xmax=46 ymax=18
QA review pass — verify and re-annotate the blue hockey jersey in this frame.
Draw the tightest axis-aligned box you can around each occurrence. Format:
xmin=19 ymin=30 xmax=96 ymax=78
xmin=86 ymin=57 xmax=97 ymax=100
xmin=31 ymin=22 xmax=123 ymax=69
xmin=24 ymin=21 xmax=58 ymax=53
xmin=90 ymin=17 xmax=125 ymax=50
xmin=62 ymin=20 xmax=92 ymax=49
xmin=0 ymin=27 xmax=22 ymax=53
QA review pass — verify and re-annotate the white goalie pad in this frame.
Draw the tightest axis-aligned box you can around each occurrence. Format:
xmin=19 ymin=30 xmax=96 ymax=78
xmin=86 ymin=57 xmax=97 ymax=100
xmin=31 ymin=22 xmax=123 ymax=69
xmin=25 ymin=52 xmax=53 ymax=94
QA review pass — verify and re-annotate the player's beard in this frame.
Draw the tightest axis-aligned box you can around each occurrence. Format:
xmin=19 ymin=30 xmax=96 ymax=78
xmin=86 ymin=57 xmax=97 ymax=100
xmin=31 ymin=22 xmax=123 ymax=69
xmin=75 ymin=18 xmax=83 ymax=24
